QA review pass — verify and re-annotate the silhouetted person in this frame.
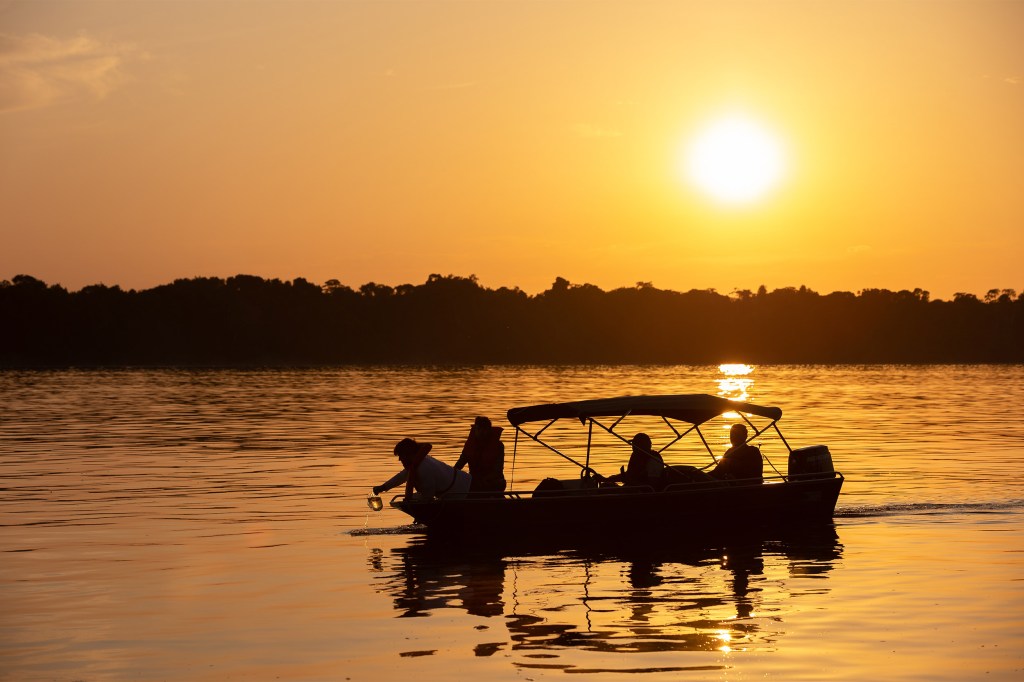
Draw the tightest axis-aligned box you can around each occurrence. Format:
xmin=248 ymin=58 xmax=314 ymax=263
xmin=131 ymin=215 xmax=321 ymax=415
xmin=710 ymin=424 xmax=763 ymax=482
xmin=454 ymin=416 xmax=507 ymax=494
xmin=605 ymin=433 xmax=665 ymax=488
xmin=373 ymin=438 xmax=471 ymax=500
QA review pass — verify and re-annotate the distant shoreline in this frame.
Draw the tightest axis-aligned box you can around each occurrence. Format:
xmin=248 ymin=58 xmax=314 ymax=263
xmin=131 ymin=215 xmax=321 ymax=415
xmin=2 ymin=361 xmax=1024 ymax=370
xmin=3 ymin=274 xmax=1021 ymax=365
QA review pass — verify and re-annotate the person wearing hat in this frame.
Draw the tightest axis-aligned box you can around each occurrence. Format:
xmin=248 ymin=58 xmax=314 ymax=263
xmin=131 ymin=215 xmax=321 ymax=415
xmin=604 ymin=432 xmax=665 ymax=488
xmin=709 ymin=423 xmax=763 ymax=482
xmin=454 ymin=416 xmax=507 ymax=494
xmin=373 ymin=437 xmax=472 ymax=500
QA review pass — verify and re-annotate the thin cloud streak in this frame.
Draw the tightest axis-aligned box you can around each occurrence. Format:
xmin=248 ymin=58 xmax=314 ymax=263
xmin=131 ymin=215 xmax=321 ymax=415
xmin=0 ymin=32 xmax=140 ymax=114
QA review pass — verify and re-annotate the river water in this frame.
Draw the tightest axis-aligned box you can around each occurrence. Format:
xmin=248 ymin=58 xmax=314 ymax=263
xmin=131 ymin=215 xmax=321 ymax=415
xmin=1 ymin=365 xmax=1022 ymax=680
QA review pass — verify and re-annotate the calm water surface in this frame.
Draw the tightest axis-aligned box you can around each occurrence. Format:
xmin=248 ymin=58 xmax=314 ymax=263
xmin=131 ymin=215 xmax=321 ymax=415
xmin=1 ymin=365 xmax=1022 ymax=680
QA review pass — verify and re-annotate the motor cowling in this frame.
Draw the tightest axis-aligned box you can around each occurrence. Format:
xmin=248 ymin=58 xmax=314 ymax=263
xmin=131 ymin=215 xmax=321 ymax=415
xmin=788 ymin=445 xmax=835 ymax=479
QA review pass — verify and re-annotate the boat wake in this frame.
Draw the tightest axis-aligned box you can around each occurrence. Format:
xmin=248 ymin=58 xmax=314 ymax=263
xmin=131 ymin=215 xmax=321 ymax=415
xmin=349 ymin=524 xmax=426 ymax=536
xmin=836 ymin=500 xmax=1024 ymax=518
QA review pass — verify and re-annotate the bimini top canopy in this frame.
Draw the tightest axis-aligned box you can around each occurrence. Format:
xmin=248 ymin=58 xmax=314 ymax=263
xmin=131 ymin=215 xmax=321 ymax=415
xmin=507 ymin=394 xmax=782 ymax=427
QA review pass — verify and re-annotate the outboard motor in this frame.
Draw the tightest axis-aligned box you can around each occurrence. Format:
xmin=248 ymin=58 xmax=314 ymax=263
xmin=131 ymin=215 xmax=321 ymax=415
xmin=788 ymin=445 xmax=835 ymax=479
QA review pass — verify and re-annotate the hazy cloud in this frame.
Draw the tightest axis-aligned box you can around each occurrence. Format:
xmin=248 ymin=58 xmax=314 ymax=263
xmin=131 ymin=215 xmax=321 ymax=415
xmin=572 ymin=123 xmax=622 ymax=138
xmin=846 ymin=244 xmax=871 ymax=255
xmin=0 ymin=32 xmax=139 ymax=114
xmin=983 ymin=74 xmax=1021 ymax=86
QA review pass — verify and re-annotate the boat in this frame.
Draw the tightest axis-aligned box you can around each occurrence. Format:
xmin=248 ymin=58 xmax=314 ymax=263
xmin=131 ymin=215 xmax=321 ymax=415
xmin=391 ymin=394 xmax=843 ymax=540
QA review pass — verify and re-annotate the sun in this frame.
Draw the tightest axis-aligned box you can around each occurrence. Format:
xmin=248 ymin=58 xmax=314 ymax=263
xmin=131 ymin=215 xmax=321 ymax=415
xmin=682 ymin=114 xmax=787 ymax=205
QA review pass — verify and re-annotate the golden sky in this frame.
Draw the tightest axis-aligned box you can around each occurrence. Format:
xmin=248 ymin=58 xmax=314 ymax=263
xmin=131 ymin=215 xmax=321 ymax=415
xmin=1 ymin=0 xmax=1021 ymax=299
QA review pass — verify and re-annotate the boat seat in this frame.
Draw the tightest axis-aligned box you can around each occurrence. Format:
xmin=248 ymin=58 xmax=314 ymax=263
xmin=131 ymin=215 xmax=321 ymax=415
xmin=532 ymin=477 xmax=600 ymax=497
xmin=599 ymin=484 xmax=656 ymax=494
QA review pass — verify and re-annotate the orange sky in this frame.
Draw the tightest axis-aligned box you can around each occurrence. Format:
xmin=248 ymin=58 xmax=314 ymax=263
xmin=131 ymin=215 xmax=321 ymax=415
xmin=1 ymin=0 xmax=1021 ymax=299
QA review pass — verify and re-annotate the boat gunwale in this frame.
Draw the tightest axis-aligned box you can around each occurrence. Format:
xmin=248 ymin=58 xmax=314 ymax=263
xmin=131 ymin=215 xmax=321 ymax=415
xmin=391 ymin=471 xmax=845 ymax=509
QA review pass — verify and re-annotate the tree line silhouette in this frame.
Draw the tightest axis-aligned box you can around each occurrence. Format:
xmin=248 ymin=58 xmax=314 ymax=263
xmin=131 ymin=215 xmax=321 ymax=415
xmin=1 ymin=273 xmax=1021 ymax=365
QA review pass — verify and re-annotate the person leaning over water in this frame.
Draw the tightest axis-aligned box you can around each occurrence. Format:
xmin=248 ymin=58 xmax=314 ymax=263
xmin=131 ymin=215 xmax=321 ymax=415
xmin=373 ymin=438 xmax=471 ymax=500
xmin=454 ymin=416 xmax=507 ymax=494
xmin=709 ymin=423 xmax=763 ymax=482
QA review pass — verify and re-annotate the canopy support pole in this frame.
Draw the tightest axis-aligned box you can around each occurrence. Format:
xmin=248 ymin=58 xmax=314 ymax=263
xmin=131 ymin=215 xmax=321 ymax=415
xmin=694 ymin=424 xmax=717 ymax=466
xmin=739 ymin=413 xmax=774 ymax=444
xmin=511 ymin=427 xmax=519 ymax=490
xmin=773 ymin=422 xmax=793 ymax=452
xmin=586 ymin=416 xmax=661 ymax=467
xmin=660 ymin=421 xmax=699 ymax=454
xmin=585 ymin=419 xmax=593 ymax=472
xmin=513 ymin=424 xmax=597 ymax=476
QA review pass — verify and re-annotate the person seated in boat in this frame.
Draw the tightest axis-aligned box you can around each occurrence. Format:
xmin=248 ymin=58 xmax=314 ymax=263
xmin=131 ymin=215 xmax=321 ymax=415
xmin=372 ymin=438 xmax=472 ymax=500
xmin=709 ymin=424 xmax=763 ymax=482
xmin=454 ymin=416 xmax=507 ymax=494
xmin=604 ymin=433 xmax=665 ymax=489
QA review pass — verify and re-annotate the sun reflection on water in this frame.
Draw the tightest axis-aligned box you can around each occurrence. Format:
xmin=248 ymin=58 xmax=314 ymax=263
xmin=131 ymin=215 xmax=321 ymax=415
xmin=718 ymin=363 xmax=753 ymax=376
xmin=717 ymin=363 xmax=755 ymax=404
xmin=717 ymin=630 xmax=733 ymax=650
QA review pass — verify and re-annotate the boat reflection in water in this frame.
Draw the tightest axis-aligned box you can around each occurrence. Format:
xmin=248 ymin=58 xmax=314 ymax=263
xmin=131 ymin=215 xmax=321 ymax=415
xmin=369 ymin=527 xmax=843 ymax=667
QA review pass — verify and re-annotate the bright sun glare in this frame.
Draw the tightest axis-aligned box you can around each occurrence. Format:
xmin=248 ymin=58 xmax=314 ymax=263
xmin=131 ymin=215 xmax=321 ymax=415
xmin=683 ymin=114 xmax=787 ymax=205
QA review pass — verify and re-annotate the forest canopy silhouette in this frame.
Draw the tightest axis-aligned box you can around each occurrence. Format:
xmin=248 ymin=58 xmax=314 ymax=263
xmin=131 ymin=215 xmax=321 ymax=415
xmin=1 ymin=274 xmax=1021 ymax=365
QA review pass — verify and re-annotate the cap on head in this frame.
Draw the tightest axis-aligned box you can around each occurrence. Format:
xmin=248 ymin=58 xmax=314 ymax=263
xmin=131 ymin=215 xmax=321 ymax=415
xmin=474 ymin=416 xmax=492 ymax=430
xmin=630 ymin=432 xmax=652 ymax=450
